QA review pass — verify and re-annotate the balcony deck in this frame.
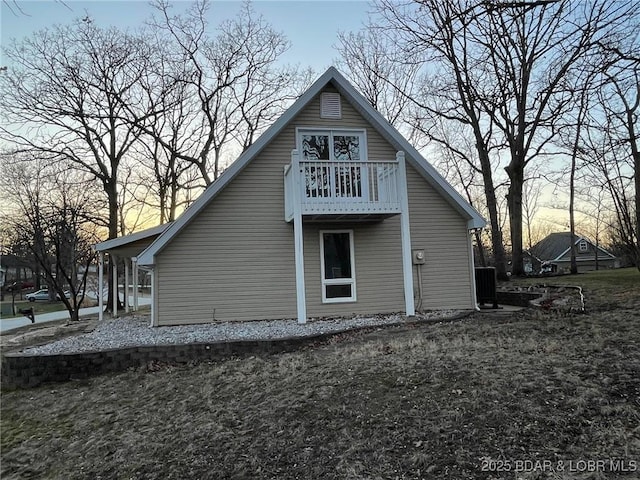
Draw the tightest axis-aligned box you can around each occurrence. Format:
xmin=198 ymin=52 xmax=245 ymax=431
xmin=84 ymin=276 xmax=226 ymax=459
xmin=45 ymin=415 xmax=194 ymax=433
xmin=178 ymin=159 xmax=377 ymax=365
xmin=284 ymin=159 xmax=403 ymax=222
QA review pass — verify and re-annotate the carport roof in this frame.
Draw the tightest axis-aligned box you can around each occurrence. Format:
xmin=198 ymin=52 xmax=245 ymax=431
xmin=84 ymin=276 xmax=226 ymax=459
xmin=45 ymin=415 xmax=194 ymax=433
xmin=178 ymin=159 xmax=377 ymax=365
xmin=94 ymin=223 xmax=172 ymax=259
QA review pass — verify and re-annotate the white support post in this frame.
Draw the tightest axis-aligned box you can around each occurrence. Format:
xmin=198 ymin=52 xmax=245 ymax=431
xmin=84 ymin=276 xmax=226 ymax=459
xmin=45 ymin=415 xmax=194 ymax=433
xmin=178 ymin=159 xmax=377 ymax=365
xmin=468 ymin=230 xmax=479 ymax=310
xmin=397 ymin=151 xmax=415 ymax=316
xmin=291 ymin=149 xmax=307 ymax=324
xmin=98 ymin=252 xmax=104 ymax=321
xmin=132 ymin=257 xmax=138 ymax=312
xmin=150 ymin=267 xmax=156 ymax=327
xmin=112 ymin=256 xmax=118 ymax=318
xmin=124 ymin=259 xmax=130 ymax=313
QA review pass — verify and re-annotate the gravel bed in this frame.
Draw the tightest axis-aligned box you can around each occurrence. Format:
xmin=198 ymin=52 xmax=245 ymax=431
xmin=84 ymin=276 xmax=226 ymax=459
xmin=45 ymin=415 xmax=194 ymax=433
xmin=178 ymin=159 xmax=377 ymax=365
xmin=21 ymin=310 xmax=462 ymax=355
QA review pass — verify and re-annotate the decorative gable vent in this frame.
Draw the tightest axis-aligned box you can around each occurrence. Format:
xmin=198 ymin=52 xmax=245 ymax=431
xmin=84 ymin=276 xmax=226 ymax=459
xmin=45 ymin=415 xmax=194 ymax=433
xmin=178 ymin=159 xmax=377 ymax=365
xmin=320 ymin=92 xmax=342 ymax=119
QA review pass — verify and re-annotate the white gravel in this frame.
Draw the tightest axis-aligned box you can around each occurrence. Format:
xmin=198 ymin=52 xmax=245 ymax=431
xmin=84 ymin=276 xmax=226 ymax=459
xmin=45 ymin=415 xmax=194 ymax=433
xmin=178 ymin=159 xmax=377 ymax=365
xmin=21 ymin=310 xmax=463 ymax=355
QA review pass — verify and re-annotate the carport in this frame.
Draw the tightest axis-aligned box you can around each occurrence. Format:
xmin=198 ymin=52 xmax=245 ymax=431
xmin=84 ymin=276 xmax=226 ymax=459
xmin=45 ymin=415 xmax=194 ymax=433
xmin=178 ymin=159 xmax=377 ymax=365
xmin=94 ymin=223 xmax=170 ymax=322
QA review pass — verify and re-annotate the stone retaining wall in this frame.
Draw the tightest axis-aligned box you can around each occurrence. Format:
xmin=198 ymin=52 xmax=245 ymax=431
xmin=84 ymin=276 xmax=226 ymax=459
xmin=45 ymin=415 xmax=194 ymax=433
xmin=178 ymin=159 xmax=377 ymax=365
xmin=1 ymin=334 xmax=334 ymax=390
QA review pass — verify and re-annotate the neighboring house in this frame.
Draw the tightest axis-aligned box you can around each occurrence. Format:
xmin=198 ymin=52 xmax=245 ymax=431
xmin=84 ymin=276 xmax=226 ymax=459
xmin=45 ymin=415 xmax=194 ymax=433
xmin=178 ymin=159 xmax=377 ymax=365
xmin=96 ymin=67 xmax=485 ymax=326
xmin=529 ymin=232 xmax=619 ymax=273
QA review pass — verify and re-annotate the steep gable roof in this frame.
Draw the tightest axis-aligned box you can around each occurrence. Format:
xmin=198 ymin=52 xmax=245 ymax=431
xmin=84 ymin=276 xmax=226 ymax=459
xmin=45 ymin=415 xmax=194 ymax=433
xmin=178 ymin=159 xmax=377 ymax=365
xmin=530 ymin=232 xmax=616 ymax=262
xmin=137 ymin=67 xmax=485 ymax=266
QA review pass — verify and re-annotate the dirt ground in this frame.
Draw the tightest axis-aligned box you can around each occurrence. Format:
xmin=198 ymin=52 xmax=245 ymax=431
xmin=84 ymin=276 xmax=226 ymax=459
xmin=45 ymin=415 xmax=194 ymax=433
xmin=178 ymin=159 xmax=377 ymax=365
xmin=1 ymin=269 xmax=639 ymax=479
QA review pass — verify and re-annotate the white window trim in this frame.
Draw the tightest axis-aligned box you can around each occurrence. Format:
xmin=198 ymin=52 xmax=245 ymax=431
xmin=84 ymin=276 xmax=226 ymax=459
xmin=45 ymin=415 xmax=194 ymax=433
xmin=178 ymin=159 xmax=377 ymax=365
xmin=319 ymin=230 xmax=356 ymax=303
xmin=297 ymin=128 xmax=369 ymax=202
xmin=578 ymin=240 xmax=588 ymax=252
xmin=296 ymin=127 xmax=368 ymax=161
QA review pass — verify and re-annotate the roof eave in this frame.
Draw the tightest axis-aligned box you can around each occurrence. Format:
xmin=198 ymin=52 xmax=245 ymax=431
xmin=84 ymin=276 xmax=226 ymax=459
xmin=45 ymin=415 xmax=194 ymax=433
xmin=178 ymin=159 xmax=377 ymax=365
xmin=330 ymin=72 xmax=486 ymax=229
xmin=136 ymin=69 xmax=344 ymax=264
xmin=94 ymin=223 xmax=172 ymax=253
xmin=138 ymin=67 xmax=487 ymax=262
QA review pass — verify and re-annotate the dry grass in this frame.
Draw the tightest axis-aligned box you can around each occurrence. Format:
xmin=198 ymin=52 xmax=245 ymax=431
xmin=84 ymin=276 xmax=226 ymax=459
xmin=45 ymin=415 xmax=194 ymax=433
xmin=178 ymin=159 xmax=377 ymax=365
xmin=1 ymin=269 xmax=639 ymax=479
xmin=510 ymin=267 xmax=640 ymax=311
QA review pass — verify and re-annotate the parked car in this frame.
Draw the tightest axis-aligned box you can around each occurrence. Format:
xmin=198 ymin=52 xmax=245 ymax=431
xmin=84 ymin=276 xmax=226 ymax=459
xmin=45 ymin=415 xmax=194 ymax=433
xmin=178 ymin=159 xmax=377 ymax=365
xmin=25 ymin=289 xmax=50 ymax=302
xmin=5 ymin=281 xmax=35 ymax=292
xmin=25 ymin=289 xmax=71 ymax=302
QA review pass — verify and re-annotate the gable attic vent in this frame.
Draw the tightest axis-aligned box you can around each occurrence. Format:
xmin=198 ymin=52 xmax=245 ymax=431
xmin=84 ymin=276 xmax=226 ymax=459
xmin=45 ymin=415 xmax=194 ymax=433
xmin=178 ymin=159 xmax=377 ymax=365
xmin=320 ymin=92 xmax=342 ymax=119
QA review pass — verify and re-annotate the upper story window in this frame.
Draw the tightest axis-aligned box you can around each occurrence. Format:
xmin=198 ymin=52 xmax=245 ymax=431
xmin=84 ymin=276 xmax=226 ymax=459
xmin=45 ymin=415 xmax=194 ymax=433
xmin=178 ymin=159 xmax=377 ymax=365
xmin=298 ymin=129 xmax=368 ymax=200
xmin=320 ymin=92 xmax=341 ymax=119
xmin=578 ymin=240 xmax=588 ymax=252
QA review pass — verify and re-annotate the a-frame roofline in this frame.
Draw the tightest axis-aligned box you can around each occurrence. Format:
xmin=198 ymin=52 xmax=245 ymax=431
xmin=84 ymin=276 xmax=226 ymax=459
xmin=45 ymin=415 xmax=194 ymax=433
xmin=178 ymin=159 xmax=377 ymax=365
xmin=137 ymin=67 xmax=485 ymax=266
xmin=554 ymin=235 xmax=617 ymax=261
xmin=531 ymin=232 xmax=617 ymax=262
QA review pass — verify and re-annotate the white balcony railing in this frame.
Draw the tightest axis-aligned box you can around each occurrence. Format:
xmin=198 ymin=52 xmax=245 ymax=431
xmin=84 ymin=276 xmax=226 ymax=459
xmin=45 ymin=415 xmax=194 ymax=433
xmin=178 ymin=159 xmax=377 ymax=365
xmin=285 ymin=153 xmax=405 ymax=221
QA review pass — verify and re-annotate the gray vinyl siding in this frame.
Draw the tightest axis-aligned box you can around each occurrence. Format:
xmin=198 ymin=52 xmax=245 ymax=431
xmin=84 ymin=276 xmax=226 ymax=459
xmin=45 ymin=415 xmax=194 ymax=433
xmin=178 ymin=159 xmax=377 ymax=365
xmin=154 ymin=85 xmax=474 ymax=324
xmin=406 ymin=164 xmax=474 ymax=310
xmin=303 ymin=220 xmax=405 ymax=318
xmin=155 ymin=131 xmax=298 ymax=325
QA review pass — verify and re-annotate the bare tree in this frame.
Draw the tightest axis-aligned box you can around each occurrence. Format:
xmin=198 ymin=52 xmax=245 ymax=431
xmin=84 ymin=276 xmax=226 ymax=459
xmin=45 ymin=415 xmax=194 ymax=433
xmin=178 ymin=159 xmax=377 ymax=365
xmin=603 ymin=56 xmax=640 ymax=269
xmin=578 ymin=51 xmax=640 ymax=269
xmin=336 ymin=22 xmax=421 ymax=128
xmin=364 ymin=0 xmax=511 ymax=279
xmin=0 ymin=18 xmax=158 ymax=308
xmin=140 ymin=0 xmax=309 ymax=188
xmin=136 ymin=67 xmax=197 ymax=223
xmin=359 ymin=0 xmax=637 ymax=277
xmin=0 ymin=156 xmax=100 ymax=322
xmin=430 ymin=121 xmax=499 ymax=267
xmin=522 ymin=174 xmax=543 ymax=251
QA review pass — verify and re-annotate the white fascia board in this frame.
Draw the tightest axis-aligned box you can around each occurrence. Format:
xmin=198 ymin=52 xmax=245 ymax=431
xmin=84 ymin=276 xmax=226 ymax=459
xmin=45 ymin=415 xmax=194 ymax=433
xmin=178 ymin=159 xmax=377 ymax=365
xmin=329 ymin=70 xmax=486 ymax=231
xmin=554 ymin=236 xmax=616 ymax=262
xmin=137 ymin=66 xmax=486 ymax=265
xmin=526 ymin=250 xmax=544 ymax=263
xmin=137 ymin=69 xmax=340 ymax=266
xmin=596 ymin=246 xmax=617 ymax=259
xmin=554 ymin=246 xmax=571 ymax=262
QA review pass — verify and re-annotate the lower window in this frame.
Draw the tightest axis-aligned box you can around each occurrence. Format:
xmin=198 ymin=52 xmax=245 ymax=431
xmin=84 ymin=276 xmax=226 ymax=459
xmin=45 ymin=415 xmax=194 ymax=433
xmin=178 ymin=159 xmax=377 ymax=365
xmin=320 ymin=230 xmax=356 ymax=303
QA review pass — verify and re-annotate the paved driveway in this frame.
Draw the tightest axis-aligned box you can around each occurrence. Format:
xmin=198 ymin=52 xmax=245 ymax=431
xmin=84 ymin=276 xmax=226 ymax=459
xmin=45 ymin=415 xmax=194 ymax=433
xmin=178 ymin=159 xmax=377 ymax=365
xmin=0 ymin=297 xmax=151 ymax=333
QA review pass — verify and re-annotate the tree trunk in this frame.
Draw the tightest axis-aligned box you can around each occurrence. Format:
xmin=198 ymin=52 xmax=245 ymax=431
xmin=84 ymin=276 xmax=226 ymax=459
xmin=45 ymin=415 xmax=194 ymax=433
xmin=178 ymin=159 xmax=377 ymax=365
xmin=506 ymin=165 xmax=525 ymax=277
xmin=628 ymin=108 xmax=640 ymax=270
xmin=474 ymin=230 xmax=487 ymax=267
xmin=105 ymin=181 xmax=121 ymax=312
xmin=569 ymin=149 xmax=578 ymax=275
xmin=482 ymin=165 xmax=508 ymax=280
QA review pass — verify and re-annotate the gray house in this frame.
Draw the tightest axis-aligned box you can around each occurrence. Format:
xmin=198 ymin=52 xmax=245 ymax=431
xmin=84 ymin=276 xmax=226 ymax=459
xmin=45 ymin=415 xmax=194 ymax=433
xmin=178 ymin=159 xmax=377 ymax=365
xmin=96 ymin=68 xmax=485 ymax=326
xmin=529 ymin=232 xmax=619 ymax=273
